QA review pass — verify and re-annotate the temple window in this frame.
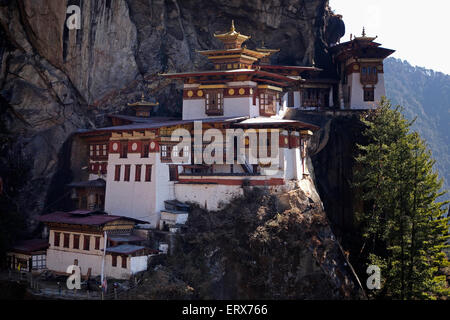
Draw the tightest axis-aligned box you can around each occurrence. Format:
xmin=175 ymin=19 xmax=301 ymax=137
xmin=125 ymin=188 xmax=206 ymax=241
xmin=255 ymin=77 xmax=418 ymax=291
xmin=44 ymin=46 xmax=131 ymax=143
xmin=120 ymin=142 xmax=128 ymax=158
xmin=83 ymin=235 xmax=90 ymax=251
xmin=169 ymin=165 xmax=178 ymax=181
xmin=135 ymin=164 xmax=142 ymax=181
xmin=259 ymin=91 xmax=276 ymax=116
xmin=363 ymin=87 xmax=375 ymax=101
xmin=95 ymin=236 xmax=100 ymax=250
xmin=124 ymin=165 xmax=131 ymax=181
xmin=54 ymin=232 xmax=60 ymax=247
xmin=302 ymin=88 xmax=329 ymax=109
xmin=205 ymin=90 xmax=224 ymax=116
xmin=63 ymin=233 xmax=70 ymax=248
xmin=360 ymin=64 xmax=378 ymax=84
xmin=121 ymin=256 xmax=127 ymax=269
xmin=145 ymin=165 xmax=152 ymax=182
xmin=112 ymin=255 xmax=117 ymax=267
xmin=161 ymin=144 xmax=173 ymax=162
xmin=73 ymin=234 xmax=80 ymax=249
xmin=114 ymin=165 xmax=121 ymax=181
xmin=141 ymin=141 xmax=150 ymax=158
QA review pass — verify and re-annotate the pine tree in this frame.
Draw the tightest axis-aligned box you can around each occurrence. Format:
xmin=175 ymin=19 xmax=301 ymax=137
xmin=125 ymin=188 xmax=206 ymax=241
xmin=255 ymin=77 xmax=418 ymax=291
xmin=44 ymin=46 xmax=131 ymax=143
xmin=354 ymin=98 xmax=449 ymax=299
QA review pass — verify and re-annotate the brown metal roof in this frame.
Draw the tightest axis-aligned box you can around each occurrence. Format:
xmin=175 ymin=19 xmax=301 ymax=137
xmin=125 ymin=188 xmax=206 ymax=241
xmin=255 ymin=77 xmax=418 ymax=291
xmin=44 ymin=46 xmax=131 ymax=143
xmin=105 ymin=244 xmax=146 ymax=255
xmin=9 ymin=239 xmax=49 ymax=254
xmin=37 ymin=211 xmax=148 ymax=226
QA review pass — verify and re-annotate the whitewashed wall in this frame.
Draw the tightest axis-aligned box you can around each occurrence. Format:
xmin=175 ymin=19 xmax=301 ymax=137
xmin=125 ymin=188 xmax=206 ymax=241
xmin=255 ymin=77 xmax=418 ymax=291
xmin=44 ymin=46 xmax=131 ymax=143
xmin=130 ymin=255 xmax=148 ymax=274
xmin=348 ymin=73 xmax=386 ymax=109
xmin=175 ymin=183 xmax=243 ymax=211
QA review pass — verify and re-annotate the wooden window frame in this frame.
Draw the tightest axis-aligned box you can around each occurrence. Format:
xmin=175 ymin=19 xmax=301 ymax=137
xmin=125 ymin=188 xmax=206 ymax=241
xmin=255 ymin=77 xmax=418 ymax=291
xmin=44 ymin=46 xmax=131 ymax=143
xmin=119 ymin=141 xmax=128 ymax=158
xmin=141 ymin=141 xmax=150 ymax=158
xmin=169 ymin=165 xmax=178 ymax=181
xmin=63 ymin=233 xmax=70 ymax=248
xmin=124 ymin=164 xmax=131 ymax=182
xmin=112 ymin=255 xmax=117 ymax=267
xmin=135 ymin=164 xmax=142 ymax=182
xmin=54 ymin=232 xmax=60 ymax=247
xmin=114 ymin=165 xmax=121 ymax=181
xmin=121 ymin=256 xmax=127 ymax=269
xmin=95 ymin=236 xmax=100 ymax=250
xmin=360 ymin=64 xmax=378 ymax=84
xmin=259 ymin=90 xmax=276 ymax=116
xmin=73 ymin=234 xmax=80 ymax=249
xmin=145 ymin=165 xmax=152 ymax=182
xmin=161 ymin=144 xmax=173 ymax=163
xmin=205 ymin=89 xmax=224 ymax=116
xmin=363 ymin=87 xmax=375 ymax=102
xmin=83 ymin=235 xmax=90 ymax=251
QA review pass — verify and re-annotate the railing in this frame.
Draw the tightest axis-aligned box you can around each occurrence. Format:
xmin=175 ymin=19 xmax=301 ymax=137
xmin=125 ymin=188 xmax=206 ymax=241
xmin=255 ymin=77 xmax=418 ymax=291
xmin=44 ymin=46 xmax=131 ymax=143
xmin=2 ymin=270 xmax=144 ymax=300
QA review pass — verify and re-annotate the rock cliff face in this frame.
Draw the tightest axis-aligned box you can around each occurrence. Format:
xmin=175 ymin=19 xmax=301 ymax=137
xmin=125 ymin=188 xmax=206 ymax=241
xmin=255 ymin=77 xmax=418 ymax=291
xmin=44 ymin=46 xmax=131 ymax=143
xmin=0 ymin=0 xmax=344 ymax=227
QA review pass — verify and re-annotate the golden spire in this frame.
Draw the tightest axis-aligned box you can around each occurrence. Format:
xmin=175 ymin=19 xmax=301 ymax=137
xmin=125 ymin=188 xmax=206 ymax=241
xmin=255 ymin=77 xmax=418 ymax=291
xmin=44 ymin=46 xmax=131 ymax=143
xmin=214 ymin=20 xmax=250 ymax=49
xmin=127 ymin=93 xmax=159 ymax=107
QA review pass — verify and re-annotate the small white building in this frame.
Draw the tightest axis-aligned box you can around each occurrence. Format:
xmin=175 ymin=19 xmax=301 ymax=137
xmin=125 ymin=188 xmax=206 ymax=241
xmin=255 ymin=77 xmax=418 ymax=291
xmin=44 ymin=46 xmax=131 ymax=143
xmin=37 ymin=210 xmax=155 ymax=280
xmin=330 ymin=29 xmax=395 ymax=110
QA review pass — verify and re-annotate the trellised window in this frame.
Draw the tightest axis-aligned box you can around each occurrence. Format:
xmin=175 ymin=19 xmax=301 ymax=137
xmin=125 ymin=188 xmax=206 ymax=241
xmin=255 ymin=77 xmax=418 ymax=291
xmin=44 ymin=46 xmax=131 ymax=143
xmin=259 ymin=91 xmax=276 ymax=116
xmin=360 ymin=65 xmax=378 ymax=84
xmin=161 ymin=144 xmax=173 ymax=162
xmin=205 ymin=90 xmax=224 ymax=115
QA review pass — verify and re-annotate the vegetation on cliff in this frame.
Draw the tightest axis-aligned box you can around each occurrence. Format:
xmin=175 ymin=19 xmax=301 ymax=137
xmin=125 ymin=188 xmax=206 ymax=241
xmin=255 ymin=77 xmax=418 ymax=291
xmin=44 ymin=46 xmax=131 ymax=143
xmin=354 ymin=99 xmax=449 ymax=299
xmin=133 ymin=186 xmax=363 ymax=300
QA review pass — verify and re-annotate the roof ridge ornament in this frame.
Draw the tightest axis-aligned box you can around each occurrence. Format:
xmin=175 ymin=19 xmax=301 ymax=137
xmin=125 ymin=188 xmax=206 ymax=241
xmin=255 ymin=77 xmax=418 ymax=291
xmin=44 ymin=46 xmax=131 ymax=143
xmin=214 ymin=20 xmax=250 ymax=49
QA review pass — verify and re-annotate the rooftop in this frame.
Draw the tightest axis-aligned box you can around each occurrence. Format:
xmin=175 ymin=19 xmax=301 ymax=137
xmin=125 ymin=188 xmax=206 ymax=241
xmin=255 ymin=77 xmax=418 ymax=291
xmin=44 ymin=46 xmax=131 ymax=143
xmin=108 ymin=234 xmax=146 ymax=242
xmin=9 ymin=239 xmax=49 ymax=254
xmin=67 ymin=178 xmax=106 ymax=189
xmin=37 ymin=210 xmax=148 ymax=226
xmin=105 ymin=244 xmax=146 ymax=255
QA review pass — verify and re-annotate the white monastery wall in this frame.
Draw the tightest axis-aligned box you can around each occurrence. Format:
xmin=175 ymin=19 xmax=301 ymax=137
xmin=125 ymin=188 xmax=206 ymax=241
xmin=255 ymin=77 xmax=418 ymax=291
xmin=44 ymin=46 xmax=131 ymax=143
xmin=348 ymin=73 xmax=385 ymax=109
xmin=175 ymin=183 xmax=244 ymax=211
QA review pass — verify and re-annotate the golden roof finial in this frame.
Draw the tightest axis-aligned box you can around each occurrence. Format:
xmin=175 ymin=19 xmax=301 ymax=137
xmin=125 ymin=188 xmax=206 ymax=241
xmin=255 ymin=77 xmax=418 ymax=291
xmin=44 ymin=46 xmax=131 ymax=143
xmin=128 ymin=92 xmax=159 ymax=107
xmin=214 ymin=20 xmax=250 ymax=49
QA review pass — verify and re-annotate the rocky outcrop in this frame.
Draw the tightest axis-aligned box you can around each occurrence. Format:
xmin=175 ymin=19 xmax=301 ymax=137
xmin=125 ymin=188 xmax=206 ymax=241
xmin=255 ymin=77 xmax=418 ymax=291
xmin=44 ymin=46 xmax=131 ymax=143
xmin=0 ymin=0 xmax=344 ymax=228
xmin=284 ymin=109 xmax=368 ymax=276
xmin=133 ymin=186 xmax=364 ymax=300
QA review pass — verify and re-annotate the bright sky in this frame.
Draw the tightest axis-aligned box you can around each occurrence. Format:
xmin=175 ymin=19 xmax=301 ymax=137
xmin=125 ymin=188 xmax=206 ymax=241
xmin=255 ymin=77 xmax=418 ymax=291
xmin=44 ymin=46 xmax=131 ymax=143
xmin=329 ymin=0 xmax=450 ymax=75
